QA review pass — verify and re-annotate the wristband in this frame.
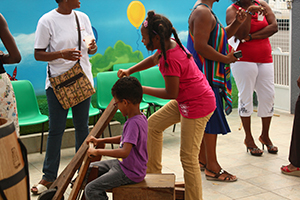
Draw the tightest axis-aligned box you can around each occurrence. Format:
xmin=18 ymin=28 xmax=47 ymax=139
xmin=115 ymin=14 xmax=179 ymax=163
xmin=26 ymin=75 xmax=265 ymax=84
xmin=246 ymin=10 xmax=253 ymax=15
xmin=248 ymin=34 xmax=252 ymax=41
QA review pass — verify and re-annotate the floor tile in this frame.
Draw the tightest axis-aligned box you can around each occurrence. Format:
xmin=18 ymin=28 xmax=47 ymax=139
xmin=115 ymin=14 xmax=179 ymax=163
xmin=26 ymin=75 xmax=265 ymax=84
xmin=28 ymin=108 xmax=300 ymax=200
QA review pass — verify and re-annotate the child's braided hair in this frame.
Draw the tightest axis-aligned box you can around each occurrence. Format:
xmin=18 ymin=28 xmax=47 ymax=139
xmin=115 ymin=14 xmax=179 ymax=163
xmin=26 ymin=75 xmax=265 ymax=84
xmin=143 ymin=11 xmax=191 ymax=67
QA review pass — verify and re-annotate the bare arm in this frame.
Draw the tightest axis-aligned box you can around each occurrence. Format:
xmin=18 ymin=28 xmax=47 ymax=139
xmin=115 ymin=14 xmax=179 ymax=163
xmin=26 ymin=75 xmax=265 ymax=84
xmin=143 ymin=75 xmax=179 ymax=99
xmin=250 ymin=1 xmax=278 ymax=40
xmin=87 ymin=142 xmax=133 ymax=159
xmin=0 ymin=14 xmax=21 ymax=64
xmin=117 ymin=51 xmax=159 ymax=78
xmin=189 ymin=6 xmax=237 ymax=64
xmin=226 ymin=5 xmax=252 ymax=40
xmin=225 ymin=7 xmax=247 ymax=38
xmin=86 ymin=135 xmax=133 ymax=158
xmin=87 ymin=135 xmax=121 ymax=146
xmin=226 ymin=1 xmax=277 ymax=41
xmin=34 ymin=48 xmax=82 ymax=62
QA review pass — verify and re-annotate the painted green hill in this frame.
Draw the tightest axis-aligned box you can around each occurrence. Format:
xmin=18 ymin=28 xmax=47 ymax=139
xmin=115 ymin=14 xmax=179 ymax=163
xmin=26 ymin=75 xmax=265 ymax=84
xmin=90 ymin=40 xmax=144 ymax=77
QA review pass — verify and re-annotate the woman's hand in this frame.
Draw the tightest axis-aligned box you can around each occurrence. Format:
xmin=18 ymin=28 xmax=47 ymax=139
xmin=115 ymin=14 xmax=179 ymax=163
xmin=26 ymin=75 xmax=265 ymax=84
xmin=241 ymin=34 xmax=252 ymax=43
xmin=86 ymin=39 xmax=97 ymax=54
xmin=236 ymin=7 xmax=247 ymax=24
xmin=117 ymin=69 xmax=130 ymax=78
xmin=60 ymin=48 xmax=82 ymax=61
xmin=225 ymin=49 xmax=239 ymax=64
xmin=247 ymin=5 xmax=266 ymax=15
xmin=85 ymin=39 xmax=96 ymax=50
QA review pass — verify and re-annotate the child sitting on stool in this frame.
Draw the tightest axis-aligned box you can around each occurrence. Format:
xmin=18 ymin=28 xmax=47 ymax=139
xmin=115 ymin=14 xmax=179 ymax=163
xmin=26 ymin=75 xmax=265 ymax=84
xmin=84 ymin=76 xmax=148 ymax=200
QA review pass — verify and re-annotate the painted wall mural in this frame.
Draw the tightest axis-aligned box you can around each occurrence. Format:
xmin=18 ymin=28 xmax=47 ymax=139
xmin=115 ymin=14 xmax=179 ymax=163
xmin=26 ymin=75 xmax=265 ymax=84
xmin=0 ymin=0 xmax=231 ymax=95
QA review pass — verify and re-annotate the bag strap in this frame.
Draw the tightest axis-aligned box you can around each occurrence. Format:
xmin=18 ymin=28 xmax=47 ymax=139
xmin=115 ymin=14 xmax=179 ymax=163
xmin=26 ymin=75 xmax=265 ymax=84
xmin=0 ymin=186 xmax=7 ymax=200
xmin=74 ymin=12 xmax=81 ymax=53
xmin=18 ymin=138 xmax=30 ymax=200
xmin=48 ymin=11 xmax=81 ymax=78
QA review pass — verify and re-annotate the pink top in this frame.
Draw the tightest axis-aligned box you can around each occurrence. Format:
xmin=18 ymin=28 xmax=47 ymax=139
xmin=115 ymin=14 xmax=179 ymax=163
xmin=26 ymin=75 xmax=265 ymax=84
xmin=232 ymin=1 xmax=273 ymax=63
xmin=158 ymin=43 xmax=216 ymax=119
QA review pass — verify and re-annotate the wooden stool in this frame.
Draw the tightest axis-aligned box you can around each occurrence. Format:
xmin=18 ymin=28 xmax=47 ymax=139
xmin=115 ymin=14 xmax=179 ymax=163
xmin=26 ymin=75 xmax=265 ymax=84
xmin=112 ymin=173 xmax=176 ymax=200
xmin=175 ymin=182 xmax=185 ymax=200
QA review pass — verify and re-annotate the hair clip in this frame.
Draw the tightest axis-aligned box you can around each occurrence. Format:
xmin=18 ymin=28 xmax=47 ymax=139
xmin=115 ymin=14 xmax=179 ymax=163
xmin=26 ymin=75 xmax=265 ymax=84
xmin=143 ymin=20 xmax=148 ymax=28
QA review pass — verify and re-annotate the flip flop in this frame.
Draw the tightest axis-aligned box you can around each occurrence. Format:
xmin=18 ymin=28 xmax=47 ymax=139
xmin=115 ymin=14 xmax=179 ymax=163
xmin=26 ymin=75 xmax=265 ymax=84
xmin=281 ymin=165 xmax=300 ymax=177
xmin=205 ymin=168 xmax=237 ymax=182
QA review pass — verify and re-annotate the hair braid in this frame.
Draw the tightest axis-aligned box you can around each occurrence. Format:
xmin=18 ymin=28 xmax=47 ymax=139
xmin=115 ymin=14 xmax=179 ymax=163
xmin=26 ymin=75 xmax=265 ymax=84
xmin=172 ymin=28 xmax=192 ymax=59
xmin=146 ymin=11 xmax=156 ymax=50
xmin=157 ymin=23 xmax=169 ymax=67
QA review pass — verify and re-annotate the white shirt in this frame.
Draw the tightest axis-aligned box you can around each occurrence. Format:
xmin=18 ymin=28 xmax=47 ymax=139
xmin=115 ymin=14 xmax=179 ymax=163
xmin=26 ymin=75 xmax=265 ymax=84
xmin=34 ymin=9 xmax=94 ymax=89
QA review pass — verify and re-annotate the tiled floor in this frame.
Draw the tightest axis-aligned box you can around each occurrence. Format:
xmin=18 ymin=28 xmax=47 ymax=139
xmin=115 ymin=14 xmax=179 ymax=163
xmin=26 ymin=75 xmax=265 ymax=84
xmin=28 ymin=108 xmax=300 ymax=200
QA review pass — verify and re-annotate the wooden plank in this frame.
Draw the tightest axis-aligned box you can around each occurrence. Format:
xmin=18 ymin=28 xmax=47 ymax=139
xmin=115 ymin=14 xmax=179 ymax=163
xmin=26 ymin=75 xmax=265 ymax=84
xmin=68 ymin=142 xmax=104 ymax=200
xmin=175 ymin=187 xmax=185 ymax=200
xmin=175 ymin=182 xmax=184 ymax=188
xmin=49 ymin=99 xmax=118 ymax=200
xmin=112 ymin=174 xmax=175 ymax=200
xmin=175 ymin=182 xmax=185 ymax=200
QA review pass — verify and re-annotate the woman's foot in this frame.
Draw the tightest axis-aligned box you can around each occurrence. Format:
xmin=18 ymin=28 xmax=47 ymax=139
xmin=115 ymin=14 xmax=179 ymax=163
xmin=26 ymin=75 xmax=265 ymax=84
xmin=259 ymin=136 xmax=278 ymax=154
xmin=281 ymin=164 xmax=300 ymax=177
xmin=244 ymin=140 xmax=263 ymax=156
xmin=205 ymin=168 xmax=237 ymax=182
xmin=31 ymin=179 xmax=53 ymax=195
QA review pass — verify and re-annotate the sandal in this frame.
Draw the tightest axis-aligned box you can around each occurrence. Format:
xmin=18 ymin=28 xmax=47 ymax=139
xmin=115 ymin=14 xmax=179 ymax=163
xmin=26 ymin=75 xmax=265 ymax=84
xmin=246 ymin=146 xmax=263 ymax=156
xmin=205 ymin=168 xmax=237 ymax=182
xmin=281 ymin=165 xmax=300 ymax=177
xmin=244 ymin=141 xmax=263 ymax=156
xmin=259 ymin=136 xmax=278 ymax=154
xmin=31 ymin=179 xmax=53 ymax=195
xmin=199 ymin=161 xmax=206 ymax=172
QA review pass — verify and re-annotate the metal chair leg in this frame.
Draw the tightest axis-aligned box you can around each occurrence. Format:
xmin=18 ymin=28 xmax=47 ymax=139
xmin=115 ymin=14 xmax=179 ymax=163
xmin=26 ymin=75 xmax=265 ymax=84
xmin=107 ymin=123 xmax=114 ymax=149
xmin=173 ymin=124 xmax=176 ymax=132
xmin=146 ymin=106 xmax=151 ymax=118
xmin=40 ymin=123 xmax=45 ymax=154
xmin=93 ymin=115 xmax=97 ymax=126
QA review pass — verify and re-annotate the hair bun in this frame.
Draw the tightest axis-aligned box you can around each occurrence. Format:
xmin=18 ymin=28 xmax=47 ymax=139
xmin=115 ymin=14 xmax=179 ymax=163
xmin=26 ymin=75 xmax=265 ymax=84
xmin=148 ymin=11 xmax=155 ymax=19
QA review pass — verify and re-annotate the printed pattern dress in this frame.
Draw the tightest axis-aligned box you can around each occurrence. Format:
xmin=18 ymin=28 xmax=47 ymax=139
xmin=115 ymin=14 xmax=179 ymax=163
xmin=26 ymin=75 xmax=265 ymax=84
xmin=187 ymin=3 xmax=231 ymax=134
xmin=0 ymin=65 xmax=19 ymax=137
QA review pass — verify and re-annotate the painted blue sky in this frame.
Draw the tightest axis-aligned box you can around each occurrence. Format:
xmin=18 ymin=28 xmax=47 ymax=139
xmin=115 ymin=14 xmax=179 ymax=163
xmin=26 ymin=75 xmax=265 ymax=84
xmin=0 ymin=0 xmax=231 ymax=94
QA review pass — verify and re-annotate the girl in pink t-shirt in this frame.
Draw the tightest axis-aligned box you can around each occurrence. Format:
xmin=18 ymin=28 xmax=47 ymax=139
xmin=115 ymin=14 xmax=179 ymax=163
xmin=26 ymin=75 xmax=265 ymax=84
xmin=118 ymin=10 xmax=215 ymax=200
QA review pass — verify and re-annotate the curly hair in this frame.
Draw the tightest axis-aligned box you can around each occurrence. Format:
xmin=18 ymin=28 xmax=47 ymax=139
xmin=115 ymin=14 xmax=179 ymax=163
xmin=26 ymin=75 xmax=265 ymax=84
xmin=111 ymin=76 xmax=143 ymax=105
